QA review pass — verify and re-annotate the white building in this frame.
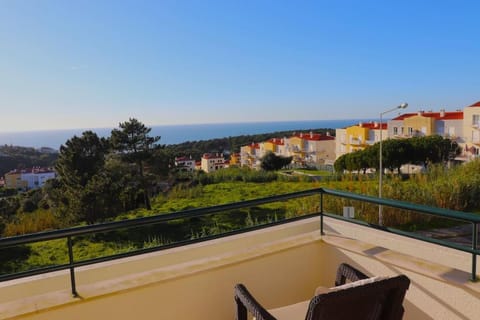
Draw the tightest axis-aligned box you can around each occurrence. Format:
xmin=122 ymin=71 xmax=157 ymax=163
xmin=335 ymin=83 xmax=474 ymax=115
xmin=174 ymin=156 xmax=196 ymax=172
xmin=462 ymin=101 xmax=480 ymax=160
xmin=5 ymin=167 xmax=56 ymax=190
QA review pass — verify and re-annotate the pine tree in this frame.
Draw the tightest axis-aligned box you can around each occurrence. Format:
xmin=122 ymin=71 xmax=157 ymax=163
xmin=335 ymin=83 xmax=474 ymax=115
xmin=55 ymin=131 xmax=110 ymax=223
xmin=110 ymin=118 xmax=161 ymax=210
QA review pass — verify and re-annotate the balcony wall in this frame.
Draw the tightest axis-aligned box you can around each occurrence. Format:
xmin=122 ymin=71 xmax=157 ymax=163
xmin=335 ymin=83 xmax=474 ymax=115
xmin=1 ymin=217 xmax=479 ymax=320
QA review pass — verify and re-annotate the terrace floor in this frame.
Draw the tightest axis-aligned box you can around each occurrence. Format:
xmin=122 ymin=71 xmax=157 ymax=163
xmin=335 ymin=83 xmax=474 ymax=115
xmin=1 ymin=216 xmax=479 ymax=320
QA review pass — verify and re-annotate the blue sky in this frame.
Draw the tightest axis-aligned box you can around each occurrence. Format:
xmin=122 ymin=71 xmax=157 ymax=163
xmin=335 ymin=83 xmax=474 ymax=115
xmin=1 ymin=0 xmax=479 ymax=132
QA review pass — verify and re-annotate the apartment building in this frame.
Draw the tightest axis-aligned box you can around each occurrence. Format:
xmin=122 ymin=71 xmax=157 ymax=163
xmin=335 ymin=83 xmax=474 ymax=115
xmin=201 ymin=153 xmax=225 ymax=173
xmin=240 ymin=143 xmax=260 ymax=168
xmin=389 ymin=110 xmax=463 ymax=141
xmin=240 ymin=132 xmax=335 ymax=168
xmin=258 ymin=138 xmax=286 ymax=159
xmin=174 ymin=156 xmax=196 ymax=172
xmin=229 ymin=153 xmax=241 ymax=166
xmin=462 ymin=101 xmax=480 ymax=159
xmin=4 ymin=167 xmax=56 ymax=191
xmin=335 ymin=122 xmax=386 ymax=159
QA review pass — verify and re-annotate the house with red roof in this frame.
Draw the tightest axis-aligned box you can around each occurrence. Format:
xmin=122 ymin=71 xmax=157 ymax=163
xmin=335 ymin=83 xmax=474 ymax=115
xmin=174 ymin=156 xmax=196 ymax=172
xmin=240 ymin=143 xmax=261 ymax=168
xmin=4 ymin=167 xmax=56 ymax=191
xmin=240 ymin=131 xmax=335 ymax=169
xmin=336 ymin=121 xmax=386 ymax=159
xmin=201 ymin=153 xmax=225 ymax=173
xmin=389 ymin=109 xmax=464 ymax=140
xmin=462 ymin=101 xmax=480 ymax=159
xmin=288 ymin=132 xmax=335 ymax=166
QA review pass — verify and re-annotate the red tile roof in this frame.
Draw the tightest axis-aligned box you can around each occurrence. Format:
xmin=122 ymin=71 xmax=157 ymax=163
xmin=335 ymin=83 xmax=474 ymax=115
xmin=175 ymin=156 xmax=193 ymax=162
xmin=467 ymin=101 xmax=480 ymax=108
xmin=392 ymin=111 xmax=463 ymax=121
xmin=292 ymin=132 xmax=334 ymax=141
xmin=267 ymin=138 xmax=285 ymax=145
xmin=6 ymin=167 xmax=55 ymax=174
xmin=202 ymin=153 xmax=224 ymax=159
xmin=249 ymin=143 xmax=260 ymax=149
xmin=357 ymin=122 xmax=386 ymax=130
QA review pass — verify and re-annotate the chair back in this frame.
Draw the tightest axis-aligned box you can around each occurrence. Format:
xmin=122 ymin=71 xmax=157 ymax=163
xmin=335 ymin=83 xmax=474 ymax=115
xmin=306 ymin=275 xmax=410 ymax=320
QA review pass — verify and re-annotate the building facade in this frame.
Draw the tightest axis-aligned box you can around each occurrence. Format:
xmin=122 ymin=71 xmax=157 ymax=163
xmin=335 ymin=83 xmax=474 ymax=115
xmin=462 ymin=101 xmax=480 ymax=159
xmin=335 ymin=122 xmax=386 ymax=159
xmin=4 ymin=167 xmax=56 ymax=190
xmin=174 ymin=156 xmax=196 ymax=172
xmin=201 ymin=153 xmax=225 ymax=173
xmin=240 ymin=132 xmax=335 ymax=169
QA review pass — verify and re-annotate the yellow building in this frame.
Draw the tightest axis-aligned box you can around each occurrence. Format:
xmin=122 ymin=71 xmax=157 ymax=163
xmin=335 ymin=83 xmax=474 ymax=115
xmin=336 ymin=122 xmax=385 ymax=159
xmin=389 ymin=110 xmax=463 ymax=139
xmin=240 ymin=143 xmax=260 ymax=168
xmin=4 ymin=170 xmax=28 ymax=190
xmin=229 ymin=153 xmax=241 ymax=166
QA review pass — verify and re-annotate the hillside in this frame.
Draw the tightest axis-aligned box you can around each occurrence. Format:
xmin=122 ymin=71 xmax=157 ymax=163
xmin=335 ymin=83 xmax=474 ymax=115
xmin=0 ymin=145 xmax=58 ymax=177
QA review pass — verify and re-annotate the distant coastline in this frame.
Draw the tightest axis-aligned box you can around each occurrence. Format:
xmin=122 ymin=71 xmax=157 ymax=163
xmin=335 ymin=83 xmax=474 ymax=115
xmin=0 ymin=119 xmax=366 ymax=150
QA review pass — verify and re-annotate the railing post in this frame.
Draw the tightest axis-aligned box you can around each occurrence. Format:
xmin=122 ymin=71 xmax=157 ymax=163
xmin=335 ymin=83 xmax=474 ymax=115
xmin=67 ymin=236 xmax=79 ymax=297
xmin=472 ymin=223 xmax=478 ymax=282
xmin=320 ymin=191 xmax=324 ymax=235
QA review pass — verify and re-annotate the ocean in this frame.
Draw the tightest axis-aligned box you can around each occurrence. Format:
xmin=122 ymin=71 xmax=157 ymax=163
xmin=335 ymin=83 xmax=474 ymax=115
xmin=0 ymin=119 xmax=364 ymax=150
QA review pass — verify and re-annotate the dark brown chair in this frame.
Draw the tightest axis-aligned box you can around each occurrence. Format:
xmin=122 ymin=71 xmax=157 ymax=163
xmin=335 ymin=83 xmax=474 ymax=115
xmin=234 ymin=263 xmax=410 ymax=320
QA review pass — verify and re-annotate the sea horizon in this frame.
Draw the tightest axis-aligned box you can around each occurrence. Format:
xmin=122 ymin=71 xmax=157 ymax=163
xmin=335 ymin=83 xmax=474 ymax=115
xmin=0 ymin=119 xmax=369 ymax=150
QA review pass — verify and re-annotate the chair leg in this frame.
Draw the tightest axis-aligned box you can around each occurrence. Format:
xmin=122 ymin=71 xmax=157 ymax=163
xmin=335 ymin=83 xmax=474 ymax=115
xmin=235 ymin=297 xmax=247 ymax=320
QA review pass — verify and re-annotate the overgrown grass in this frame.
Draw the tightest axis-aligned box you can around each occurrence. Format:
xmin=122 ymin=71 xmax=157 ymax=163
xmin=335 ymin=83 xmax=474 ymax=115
xmin=3 ymin=209 xmax=62 ymax=237
xmin=3 ymin=161 xmax=480 ymax=274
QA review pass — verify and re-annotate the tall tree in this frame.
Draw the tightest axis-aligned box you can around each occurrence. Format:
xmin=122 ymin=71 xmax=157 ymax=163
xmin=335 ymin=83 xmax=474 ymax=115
xmin=110 ymin=118 xmax=161 ymax=210
xmin=55 ymin=131 xmax=110 ymax=223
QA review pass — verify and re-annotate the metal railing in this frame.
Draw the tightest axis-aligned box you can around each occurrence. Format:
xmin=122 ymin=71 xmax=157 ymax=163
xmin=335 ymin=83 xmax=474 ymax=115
xmin=1 ymin=188 xmax=479 ymax=297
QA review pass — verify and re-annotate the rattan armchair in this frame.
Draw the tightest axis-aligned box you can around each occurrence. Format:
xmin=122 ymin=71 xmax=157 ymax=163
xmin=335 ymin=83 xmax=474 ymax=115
xmin=234 ymin=263 xmax=410 ymax=320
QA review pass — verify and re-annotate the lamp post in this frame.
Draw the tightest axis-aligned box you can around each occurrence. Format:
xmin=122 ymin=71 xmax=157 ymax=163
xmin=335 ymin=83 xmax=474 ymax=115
xmin=378 ymin=102 xmax=408 ymax=226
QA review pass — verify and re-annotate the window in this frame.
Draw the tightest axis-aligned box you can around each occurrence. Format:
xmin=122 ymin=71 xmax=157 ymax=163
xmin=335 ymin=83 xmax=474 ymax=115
xmin=448 ymin=127 xmax=455 ymax=136
xmin=472 ymin=115 xmax=480 ymax=127
xmin=473 ymin=131 xmax=480 ymax=143
xmin=393 ymin=127 xmax=398 ymax=135
xmin=408 ymin=127 xmax=413 ymax=135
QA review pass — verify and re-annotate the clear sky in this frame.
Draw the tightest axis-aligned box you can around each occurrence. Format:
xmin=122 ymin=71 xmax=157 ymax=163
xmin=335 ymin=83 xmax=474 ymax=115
xmin=1 ymin=0 xmax=479 ymax=132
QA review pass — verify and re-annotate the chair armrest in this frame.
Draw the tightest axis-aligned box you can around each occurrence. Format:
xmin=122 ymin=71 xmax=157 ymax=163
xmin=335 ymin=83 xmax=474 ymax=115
xmin=234 ymin=284 xmax=277 ymax=320
xmin=334 ymin=263 xmax=369 ymax=286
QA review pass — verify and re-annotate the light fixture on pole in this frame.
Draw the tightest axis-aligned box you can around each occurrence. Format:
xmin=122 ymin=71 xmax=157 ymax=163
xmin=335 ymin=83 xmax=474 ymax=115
xmin=378 ymin=102 xmax=408 ymax=226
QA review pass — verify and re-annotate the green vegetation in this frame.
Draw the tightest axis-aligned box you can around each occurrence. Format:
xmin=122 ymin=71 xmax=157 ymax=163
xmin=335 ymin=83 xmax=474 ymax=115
xmin=260 ymin=151 xmax=293 ymax=171
xmin=3 ymin=160 xmax=480 ymax=274
xmin=334 ymin=135 xmax=460 ymax=173
xmin=2 ymin=122 xmax=480 ymax=277
xmin=0 ymin=145 xmax=58 ymax=177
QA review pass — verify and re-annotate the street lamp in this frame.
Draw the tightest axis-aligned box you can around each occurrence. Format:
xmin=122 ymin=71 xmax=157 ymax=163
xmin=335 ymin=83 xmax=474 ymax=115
xmin=378 ymin=102 xmax=408 ymax=226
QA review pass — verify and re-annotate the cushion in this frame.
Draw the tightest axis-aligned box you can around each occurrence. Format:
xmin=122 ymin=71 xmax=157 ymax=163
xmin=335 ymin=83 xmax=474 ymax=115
xmin=315 ymin=276 xmax=387 ymax=295
xmin=267 ymin=300 xmax=310 ymax=320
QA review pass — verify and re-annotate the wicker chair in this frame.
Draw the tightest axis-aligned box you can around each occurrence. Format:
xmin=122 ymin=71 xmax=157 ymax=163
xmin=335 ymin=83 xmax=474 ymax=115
xmin=234 ymin=263 xmax=410 ymax=320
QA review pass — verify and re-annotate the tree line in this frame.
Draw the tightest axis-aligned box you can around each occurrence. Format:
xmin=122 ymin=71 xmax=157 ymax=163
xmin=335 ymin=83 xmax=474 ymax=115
xmin=47 ymin=118 xmax=164 ymax=224
xmin=0 ymin=145 xmax=57 ymax=177
xmin=334 ymin=135 xmax=460 ymax=174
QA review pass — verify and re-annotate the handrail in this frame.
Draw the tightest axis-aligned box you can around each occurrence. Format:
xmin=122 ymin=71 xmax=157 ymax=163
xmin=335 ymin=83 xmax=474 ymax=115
xmin=0 ymin=188 xmax=323 ymax=247
xmin=1 ymin=187 xmax=478 ymax=296
xmin=319 ymin=188 xmax=479 ymax=282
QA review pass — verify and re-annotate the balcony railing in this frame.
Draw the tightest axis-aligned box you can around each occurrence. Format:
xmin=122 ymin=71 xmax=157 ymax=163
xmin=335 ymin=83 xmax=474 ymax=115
xmin=1 ymin=188 xmax=479 ymax=297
